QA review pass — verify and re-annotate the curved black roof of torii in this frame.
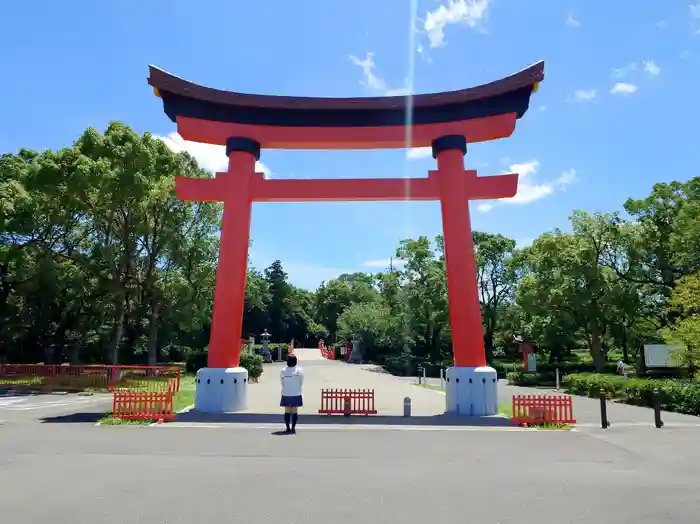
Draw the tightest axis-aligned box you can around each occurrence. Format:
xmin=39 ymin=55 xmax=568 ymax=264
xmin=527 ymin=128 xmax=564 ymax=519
xmin=148 ymin=61 xmax=544 ymax=128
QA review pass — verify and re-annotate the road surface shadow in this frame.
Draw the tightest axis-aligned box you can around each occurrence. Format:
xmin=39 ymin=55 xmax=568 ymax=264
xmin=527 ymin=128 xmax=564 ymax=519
xmin=0 ymin=389 xmax=76 ymax=398
xmin=175 ymin=411 xmax=514 ymax=427
xmin=40 ymin=412 xmax=105 ymax=424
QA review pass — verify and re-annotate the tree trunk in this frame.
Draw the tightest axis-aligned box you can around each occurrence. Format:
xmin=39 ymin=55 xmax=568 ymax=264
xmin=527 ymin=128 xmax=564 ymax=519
xmin=147 ymin=297 xmax=161 ymax=366
xmin=484 ymin=328 xmax=494 ymax=364
xmin=621 ymin=329 xmax=629 ymax=364
xmin=109 ymin=290 xmax=126 ymax=365
xmin=590 ymin=326 xmax=604 ymax=373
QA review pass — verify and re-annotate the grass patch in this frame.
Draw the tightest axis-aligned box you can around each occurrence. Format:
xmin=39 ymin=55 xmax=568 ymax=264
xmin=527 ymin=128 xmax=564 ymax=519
xmin=498 ymin=402 xmax=512 ymax=417
xmin=414 ymin=384 xmax=513 ymax=418
xmin=173 ymin=375 xmax=196 ymax=413
xmin=98 ymin=415 xmax=154 ymax=426
xmin=98 ymin=375 xmax=197 ymax=426
xmin=415 ymin=383 xmax=445 ymax=392
xmin=532 ymin=422 xmax=571 ymax=430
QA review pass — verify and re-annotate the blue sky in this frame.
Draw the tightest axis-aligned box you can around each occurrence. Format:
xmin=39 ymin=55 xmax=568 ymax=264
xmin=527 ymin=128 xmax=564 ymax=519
xmin=1 ymin=1 xmax=699 ymax=289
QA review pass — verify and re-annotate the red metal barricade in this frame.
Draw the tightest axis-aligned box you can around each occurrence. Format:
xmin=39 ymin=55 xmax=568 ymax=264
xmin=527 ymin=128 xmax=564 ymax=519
xmin=510 ymin=394 xmax=576 ymax=425
xmin=318 ymin=388 xmax=377 ymax=415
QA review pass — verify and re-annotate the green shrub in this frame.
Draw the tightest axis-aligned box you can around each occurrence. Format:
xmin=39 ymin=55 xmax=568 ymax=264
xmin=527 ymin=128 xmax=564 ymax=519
xmin=497 ymin=361 xmax=619 ymax=380
xmin=493 ymin=361 xmax=522 ymax=378
xmin=185 ymin=349 xmax=208 ymax=374
xmin=564 ymin=372 xmax=700 ymax=416
xmin=384 ymin=352 xmax=413 ymax=376
xmin=506 ymin=371 xmax=555 ymax=387
xmin=239 ymin=353 xmax=264 ymax=383
xmin=252 ymin=343 xmax=290 ymax=361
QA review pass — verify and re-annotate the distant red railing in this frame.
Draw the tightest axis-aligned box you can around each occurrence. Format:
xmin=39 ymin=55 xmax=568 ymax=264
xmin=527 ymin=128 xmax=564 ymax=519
xmin=112 ymin=383 xmax=176 ymax=421
xmin=318 ymin=342 xmax=335 ymax=360
xmin=318 ymin=388 xmax=377 ymax=415
xmin=510 ymin=394 xmax=576 ymax=425
xmin=0 ymin=364 xmax=181 ymax=393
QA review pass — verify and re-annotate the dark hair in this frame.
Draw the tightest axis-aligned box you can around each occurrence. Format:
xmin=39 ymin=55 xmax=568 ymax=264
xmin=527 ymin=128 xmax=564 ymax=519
xmin=286 ymin=354 xmax=298 ymax=367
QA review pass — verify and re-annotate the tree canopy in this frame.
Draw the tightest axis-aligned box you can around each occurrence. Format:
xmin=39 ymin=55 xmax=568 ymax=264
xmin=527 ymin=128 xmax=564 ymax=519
xmin=3 ymin=122 xmax=699 ymax=374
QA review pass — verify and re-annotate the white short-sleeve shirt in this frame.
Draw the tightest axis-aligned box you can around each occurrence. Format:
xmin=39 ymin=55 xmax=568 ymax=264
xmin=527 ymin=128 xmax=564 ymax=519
xmin=280 ymin=366 xmax=304 ymax=397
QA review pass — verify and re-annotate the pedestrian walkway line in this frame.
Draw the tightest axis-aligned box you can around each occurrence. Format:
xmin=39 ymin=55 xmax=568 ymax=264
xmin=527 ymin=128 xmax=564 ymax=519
xmin=575 ymin=422 xmax=700 ymax=428
xmin=0 ymin=398 xmax=27 ymax=407
xmin=151 ymin=422 xmax=542 ymax=432
xmin=0 ymin=398 xmax=104 ymax=411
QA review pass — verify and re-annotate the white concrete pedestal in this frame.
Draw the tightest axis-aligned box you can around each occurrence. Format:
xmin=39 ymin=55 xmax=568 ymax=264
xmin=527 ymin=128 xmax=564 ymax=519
xmin=445 ymin=366 xmax=498 ymax=416
xmin=194 ymin=367 xmax=248 ymax=413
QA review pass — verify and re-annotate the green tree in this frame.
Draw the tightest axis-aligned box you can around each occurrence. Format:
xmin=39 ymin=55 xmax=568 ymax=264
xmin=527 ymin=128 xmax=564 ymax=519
xmin=473 ymin=231 xmax=517 ymax=361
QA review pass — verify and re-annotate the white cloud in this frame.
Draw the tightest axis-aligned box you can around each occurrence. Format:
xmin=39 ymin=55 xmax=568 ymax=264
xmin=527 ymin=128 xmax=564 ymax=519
xmin=349 ymin=53 xmax=410 ymax=96
xmin=516 ymin=237 xmax=534 ymax=248
xmin=643 ymin=60 xmax=661 ymax=76
xmin=612 ymin=63 xmax=637 ymax=79
xmin=423 ymin=0 xmax=491 ymax=48
xmin=610 ymin=82 xmax=637 ymax=95
xmin=574 ymin=89 xmax=597 ymax=102
xmin=510 ymin=160 xmax=540 ymax=178
xmin=470 ymin=161 xmax=577 ymax=212
xmin=566 ymin=13 xmax=581 ymax=27
xmin=556 ymin=169 xmax=577 ymax=188
xmin=361 ymin=258 xmax=407 ymax=269
xmin=691 ymin=4 xmax=700 ymax=34
xmin=510 ymin=162 xmax=577 ymax=204
xmin=157 ymin=132 xmax=272 ymax=178
xmin=406 ymin=147 xmax=433 ymax=160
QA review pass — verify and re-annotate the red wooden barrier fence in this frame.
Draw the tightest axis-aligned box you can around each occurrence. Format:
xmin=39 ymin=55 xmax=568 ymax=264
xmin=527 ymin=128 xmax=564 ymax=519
xmin=1 ymin=364 xmax=182 ymax=422
xmin=318 ymin=388 xmax=377 ymax=415
xmin=112 ymin=383 xmax=176 ymax=421
xmin=318 ymin=342 xmax=335 ymax=360
xmin=510 ymin=394 xmax=576 ymax=425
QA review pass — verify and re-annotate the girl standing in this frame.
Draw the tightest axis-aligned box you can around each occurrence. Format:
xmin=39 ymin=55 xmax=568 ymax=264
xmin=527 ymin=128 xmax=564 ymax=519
xmin=280 ymin=354 xmax=304 ymax=433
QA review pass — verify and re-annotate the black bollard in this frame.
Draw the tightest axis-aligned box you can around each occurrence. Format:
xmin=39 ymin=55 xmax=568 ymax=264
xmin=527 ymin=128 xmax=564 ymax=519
xmin=653 ymin=388 xmax=664 ymax=428
xmin=599 ymin=389 xmax=610 ymax=429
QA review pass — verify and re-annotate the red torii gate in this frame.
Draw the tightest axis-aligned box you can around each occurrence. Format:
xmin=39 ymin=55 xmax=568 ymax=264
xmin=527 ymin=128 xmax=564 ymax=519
xmin=148 ymin=61 xmax=544 ymax=415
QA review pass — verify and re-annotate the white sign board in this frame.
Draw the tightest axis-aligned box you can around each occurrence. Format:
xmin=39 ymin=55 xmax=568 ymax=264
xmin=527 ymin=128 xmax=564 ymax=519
xmin=644 ymin=344 xmax=681 ymax=368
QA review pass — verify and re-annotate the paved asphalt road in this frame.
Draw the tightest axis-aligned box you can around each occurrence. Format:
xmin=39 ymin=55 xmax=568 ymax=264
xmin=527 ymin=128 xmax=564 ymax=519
xmin=3 ymin=419 xmax=700 ymax=524
xmin=2 ymin=357 xmax=700 ymax=524
xmin=0 ymin=391 xmax=113 ymax=424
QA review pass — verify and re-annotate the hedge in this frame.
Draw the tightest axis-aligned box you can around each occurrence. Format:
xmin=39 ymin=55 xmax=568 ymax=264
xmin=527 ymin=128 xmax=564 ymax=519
xmin=184 ymin=343 xmax=290 ymax=374
xmin=564 ymin=373 xmax=700 ymax=416
xmin=506 ymin=371 xmax=554 ymax=387
xmin=239 ymin=353 xmax=264 ymax=382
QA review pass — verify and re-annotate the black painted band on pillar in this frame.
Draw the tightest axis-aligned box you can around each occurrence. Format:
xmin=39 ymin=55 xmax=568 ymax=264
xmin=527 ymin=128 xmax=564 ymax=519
xmin=225 ymin=137 xmax=261 ymax=160
xmin=431 ymin=135 xmax=467 ymax=159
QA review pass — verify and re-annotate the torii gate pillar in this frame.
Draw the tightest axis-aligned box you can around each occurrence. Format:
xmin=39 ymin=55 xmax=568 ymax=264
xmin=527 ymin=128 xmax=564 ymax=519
xmin=432 ymin=135 xmax=498 ymax=417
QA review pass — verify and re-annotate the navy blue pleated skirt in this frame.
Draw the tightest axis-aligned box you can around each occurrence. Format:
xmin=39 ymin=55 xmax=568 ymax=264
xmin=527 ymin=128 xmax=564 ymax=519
xmin=280 ymin=395 xmax=303 ymax=407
